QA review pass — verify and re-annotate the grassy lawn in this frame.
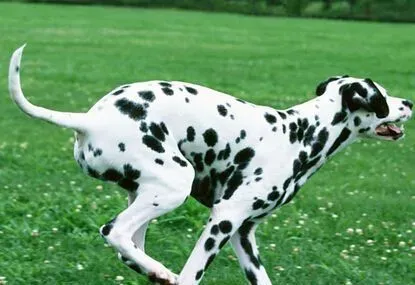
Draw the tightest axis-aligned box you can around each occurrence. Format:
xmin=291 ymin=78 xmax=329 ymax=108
xmin=0 ymin=2 xmax=414 ymax=284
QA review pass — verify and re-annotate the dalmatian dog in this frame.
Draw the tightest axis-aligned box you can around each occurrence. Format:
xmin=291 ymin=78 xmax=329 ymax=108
xmin=8 ymin=45 xmax=413 ymax=285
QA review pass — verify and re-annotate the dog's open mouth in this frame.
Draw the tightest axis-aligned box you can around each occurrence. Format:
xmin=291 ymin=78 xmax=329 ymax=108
xmin=375 ymin=122 xmax=404 ymax=140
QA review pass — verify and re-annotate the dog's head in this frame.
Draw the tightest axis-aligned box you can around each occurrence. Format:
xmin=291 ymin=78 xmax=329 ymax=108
xmin=316 ymin=76 xmax=413 ymax=141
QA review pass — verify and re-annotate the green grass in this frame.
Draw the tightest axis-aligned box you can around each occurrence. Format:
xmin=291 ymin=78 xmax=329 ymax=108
xmin=0 ymin=2 xmax=414 ymax=284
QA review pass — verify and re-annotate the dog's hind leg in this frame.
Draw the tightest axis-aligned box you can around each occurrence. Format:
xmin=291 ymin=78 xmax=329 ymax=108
xmin=230 ymin=221 xmax=272 ymax=285
xmin=102 ymin=163 xmax=194 ymax=285
xmin=127 ymin=192 xmax=149 ymax=251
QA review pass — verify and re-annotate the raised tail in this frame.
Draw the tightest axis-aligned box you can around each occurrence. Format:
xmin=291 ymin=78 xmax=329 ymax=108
xmin=8 ymin=45 xmax=89 ymax=132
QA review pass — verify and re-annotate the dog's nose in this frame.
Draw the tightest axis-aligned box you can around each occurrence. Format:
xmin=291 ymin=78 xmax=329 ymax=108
xmin=402 ymin=100 xmax=413 ymax=110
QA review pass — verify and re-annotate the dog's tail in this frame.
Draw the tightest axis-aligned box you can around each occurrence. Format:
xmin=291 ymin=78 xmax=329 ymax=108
xmin=8 ymin=45 xmax=89 ymax=132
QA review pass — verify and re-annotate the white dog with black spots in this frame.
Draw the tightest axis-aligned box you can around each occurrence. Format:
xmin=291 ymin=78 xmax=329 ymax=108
xmin=8 ymin=45 xmax=413 ymax=285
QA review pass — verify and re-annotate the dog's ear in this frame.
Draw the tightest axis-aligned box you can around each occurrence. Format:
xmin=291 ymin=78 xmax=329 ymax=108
xmin=315 ymin=75 xmax=349 ymax=96
xmin=340 ymin=79 xmax=389 ymax=118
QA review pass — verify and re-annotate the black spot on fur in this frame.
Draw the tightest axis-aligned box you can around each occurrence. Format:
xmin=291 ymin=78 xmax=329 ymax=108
xmin=283 ymin=177 xmax=292 ymax=190
xmin=303 ymin=125 xmax=315 ymax=146
xmin=115 ymin=98 xmax=147 ymax=121
xmin=185 ymin=86 xmax=198 ymax=95
xmin=100 ymin=223 xmax=113 ymax=236
xmin=359 ymin=127 xmax=370 ymax=133
xmin=277 ymin=111 xmax=287 ymax=119
xmin=402 ymin=100 xmax=413 ymax=109
xmin=217 ymin=143 xmax=231 ymax=160
xmin=354 ymin=117 xmax=362 ymax=126
xmin=187 ymin=126 xmax=196 ymax=142
xmin=149 ymin=122 xmax=165 ymax=142
xmin=118 ymin=143 xmax=125 ymax=152
xmin=264 ymin=113 xmax=277 ymax=124
xmin=140 ymin=121 xmax=148 ymax=133
xmin=87 ymin=167 xmax=100 ymax=178
xmin=219 ymin=236 xmax=230 ymax=249
xmin=315 ymin=76 xmax=339 ymax=96
xmin=327 ymin=127 xmax=351 ymax=156
xmin=211 ymin=225 xmax=219 ymax=235
xmin=159 ymin=82 xmax=172 ymax=87
xmin=203 ymin=128 xmax=218 ymax=147
xmin=287 ymin=109 xmax=296 ymax=115
xmin=204 ymin=149 xmax=216 ymax=166
xmin=142 ymin=135 xmax=165 ymax=153
xmin=267 ymin=190 xmax=280 ymax=201
xmin=236 ymin=98 xmax=246 ymax=104
xmin=252 ymin=199 xmax=265 ymax=210
xmin=310 ymin=128 xmax=329 ymax=157
xmin=218 ymin=165 xmax=235 ymax=185
xmin=118 ymin=179 xmax=139 ymax=192
xmin=234 ymin=147 xmax=255 ymax=169
xmin=219 ymin=220 xmax=233 ymax=233
xmin=123 ymin=164 xmax=141 ymax=180
xmin=204 ymin=238 xmax=215 ymax=251
xmin=239 ymin=221 xmax=260 ymax=269
xmin=193 ymin=153 xmax=204 ymax=172
xmin=217 ymin=105 xmax=227 ymax=116
xmin=102 ymin=169 xmax=123 ymax=182
xmin=160 ymin=122 xmax=169 ymax=134
xmin=331 ymin=111 xmax=348 ymax=125
xmin=154 ymin=159 xmax=164 ymax=166
xmin=240 ymin=130 xmax=246 ymax=139
xmin=161 ymin=87 xmax=174 ymax=96
xmin=245 ymin=269 xmax=258 ymax=285
xmin=204 ymin=254 xmax=216 ymax=270
xmin=195 ymin=270 xmax=203 ymax=281
xmin=223 ymin=170 xmax=243 ymax=199
xmin=254 ymin=168 xmax=263 ymax=175
xmin=172 ymin=156 xmax=187 ymax=167
xmin=112 ymin=89 xmax=124 ymax=96
xmin=185 ymin=97 xmax=189 ymax=103
xmin=93 ymin=148 xmax=102 ymax=157
xmin=138 ymin=90 xmax=155 ymax=102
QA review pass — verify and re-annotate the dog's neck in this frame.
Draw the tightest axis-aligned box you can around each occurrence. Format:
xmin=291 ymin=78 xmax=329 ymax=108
xmin=276 ymin=95 xmax=358 ymax=191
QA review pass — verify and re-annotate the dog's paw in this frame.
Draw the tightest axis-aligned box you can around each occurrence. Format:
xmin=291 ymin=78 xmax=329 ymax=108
xmin=148 ymin=270 xmax=178 ymax=285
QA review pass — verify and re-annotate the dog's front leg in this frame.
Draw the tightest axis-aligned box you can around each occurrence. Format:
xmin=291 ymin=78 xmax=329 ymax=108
xmin=177 ymin=206 xmax=249 ymax=285
xmin=230 ymin=221 xmax=272 ymax=285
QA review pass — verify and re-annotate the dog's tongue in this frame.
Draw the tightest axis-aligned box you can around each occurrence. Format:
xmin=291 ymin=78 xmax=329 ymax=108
xmin=387 ymin=124 xmax=401 ymax=135
xmin=375 ymin=123 xmax=402 ymax=136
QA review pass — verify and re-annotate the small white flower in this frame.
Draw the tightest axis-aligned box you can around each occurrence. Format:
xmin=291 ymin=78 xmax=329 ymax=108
xmin=398 ymin=241 xmax=406 ymax=247
xmin=380 ymin=256 xmax=387 ymax=261
xmin=346 ymin=228 xmax=354 ymax=234
xmin=31 ymin=229 xmax=39 ymax=237
xmin=44 ymin=260 xmax=50 ymax=264
xmin=96 ymin=185 xmax=103 ymax=191
xmin=76 ymin=263 xmax=84 ymax=271
xmin=366 ymin=239 xmax=374 ymax=245
xmin=355 ymin=228 xmax=363 ymax=235
xmin=26 ymin=214 xmax=32 ymax=218
xmin=52 ymin=227 xmax=58 ymax=233
xmin=115 ymin=276 xmax=124 ymax=281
